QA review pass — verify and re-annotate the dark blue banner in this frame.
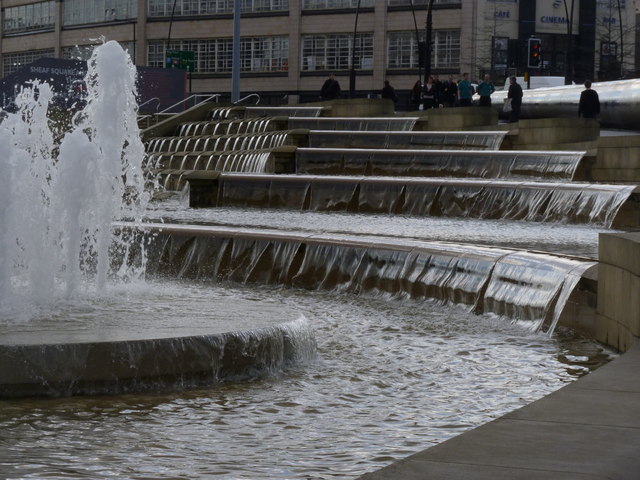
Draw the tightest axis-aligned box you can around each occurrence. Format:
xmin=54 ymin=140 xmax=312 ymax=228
xmin=1 ymin=57 xmax=186 ymax=113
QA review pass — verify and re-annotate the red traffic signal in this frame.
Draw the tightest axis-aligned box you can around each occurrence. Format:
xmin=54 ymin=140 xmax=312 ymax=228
xmin=528 ymin=38 xmax=542 ymax=68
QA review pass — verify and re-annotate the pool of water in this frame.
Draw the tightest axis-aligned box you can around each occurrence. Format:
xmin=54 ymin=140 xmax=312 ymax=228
xmin=0 ymin=280 xmax=300 ymax=344
xmin=144 ymin=196 xmax=612 ymax=259
xmin=0 ymin=281 xmax=614 ymax=479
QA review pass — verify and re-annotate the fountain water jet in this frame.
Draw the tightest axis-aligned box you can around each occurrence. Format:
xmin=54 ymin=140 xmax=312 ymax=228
xmin=0 ymin=42 xmax=147 ymax=317
xmin=0 ymin=41 xmax=316 ymax=398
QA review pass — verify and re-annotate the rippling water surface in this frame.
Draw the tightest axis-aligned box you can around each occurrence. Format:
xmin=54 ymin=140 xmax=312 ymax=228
xmin=144 ymin=196 xmax=613 ymax=258
xmin=0 ymin=281 xmax=613 ymax=479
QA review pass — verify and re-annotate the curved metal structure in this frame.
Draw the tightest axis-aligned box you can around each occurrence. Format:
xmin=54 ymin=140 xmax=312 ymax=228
xmin=491 ymin=78 xmax=640 ymax=128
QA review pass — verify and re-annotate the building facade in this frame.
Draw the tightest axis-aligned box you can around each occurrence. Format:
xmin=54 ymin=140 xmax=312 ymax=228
xmin=0 ymin=0 xmax=636 ymax=106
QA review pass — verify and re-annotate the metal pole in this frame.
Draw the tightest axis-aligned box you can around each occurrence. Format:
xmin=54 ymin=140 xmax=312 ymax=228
xmin=409 ymin=0 xmax=421 ymax=84
xmin=349 ymin=0 xmax=362 ymax=98
xmin=423 ymin=0 xmax=434 ymax=83
xmin=231 ymin=0 xmax=241 ymax=103
xmin=167 ymin=0 xmax=178 ymax=50
xmin=562 ymin=0 xmax=575 ymax=85
xmin=617 ymin=0 xmax=624 ymax=78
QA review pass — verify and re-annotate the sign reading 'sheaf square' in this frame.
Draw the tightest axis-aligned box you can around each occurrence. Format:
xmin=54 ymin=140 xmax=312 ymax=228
xmin=536 ymin=0 xmax=580 ymax=35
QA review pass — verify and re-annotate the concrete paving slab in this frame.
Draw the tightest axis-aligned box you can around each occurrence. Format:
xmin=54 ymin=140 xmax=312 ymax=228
xmin=504 ymin=386 xmax=640 ymax=428
xmin=360 ymin=458 xmax=612 ymax=480
xmin=418 ymin=419 xmax=640 ymax=477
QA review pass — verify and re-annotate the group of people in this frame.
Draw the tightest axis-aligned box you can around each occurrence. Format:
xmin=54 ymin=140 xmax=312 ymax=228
xmin=409 ymin=73 xmax=493 ymax=110
xmin=320 ymin=71 xmax=600 ymax=123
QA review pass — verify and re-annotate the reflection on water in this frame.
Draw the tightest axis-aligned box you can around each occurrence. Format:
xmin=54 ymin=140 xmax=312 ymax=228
xmin=145 ymin=196 xmax=612 ymax=259
xmin=0 ymin=282 xmax=614 ymax=479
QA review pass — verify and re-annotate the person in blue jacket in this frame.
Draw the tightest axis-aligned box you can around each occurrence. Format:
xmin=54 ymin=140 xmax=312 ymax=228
xmin=457 ymin=73 xmax=474 ymax=107
xmin=477 ymin=74 xmax=495 ymax=107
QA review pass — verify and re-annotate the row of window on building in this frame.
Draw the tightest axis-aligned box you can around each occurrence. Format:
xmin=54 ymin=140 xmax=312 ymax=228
xmin=3 ymin=30 xmax=460 ymax=77
xmin=3 ymin=0 xmax=461 ymax=34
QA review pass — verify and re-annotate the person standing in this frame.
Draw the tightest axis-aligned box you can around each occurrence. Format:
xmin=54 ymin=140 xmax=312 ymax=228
xmin=381 ymin=80 xmax=398 ymax=104
xmin=477 ymin=74 xmax=495 ymax=107
xmin=411 ymin=79 xmax=423 ymax=110
xmin=441 ymin=75 xmax=457 ymax=107
xmin=320 ymin=73 xmax=341 ymax=100
xmin=433 ymin=75 xmax=444 ymax=107
xmin=457 ymin=72 xmax=474 ymax=107
xmin=507 ymin=75 xmax=523 ymax=123
xmin=578 ymin=80 xmax=600 ymax=119
xmin=422 ymin=76 xmax=438 ymax=109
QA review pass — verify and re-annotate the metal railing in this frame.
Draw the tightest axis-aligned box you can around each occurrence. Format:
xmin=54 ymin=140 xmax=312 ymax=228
xmin=138 ymin=97 xmax=161 ymax=112
xmin=138 ymin=93 xmax=222 ymax=129
xmin=234 ymin=93 xmax=260 ymax=105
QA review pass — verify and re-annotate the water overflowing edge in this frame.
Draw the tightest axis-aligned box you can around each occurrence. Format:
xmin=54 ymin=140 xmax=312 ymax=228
xmin=132 ymin=221 xmax=597 ymax=335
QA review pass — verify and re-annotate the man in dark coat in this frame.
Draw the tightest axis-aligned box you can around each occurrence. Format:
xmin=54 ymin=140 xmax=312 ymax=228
xmin=381 ymin=80 xmax=398 ymax=103
xmin=578 ymin=80 xmax=600 ymax=119
xmin=440 ymin=75 xmax=457 ymax=107
xmin=320 ymin=73 xmax=341 ymax=100
xmin=507 ymin=76 xmax=523 ymax=123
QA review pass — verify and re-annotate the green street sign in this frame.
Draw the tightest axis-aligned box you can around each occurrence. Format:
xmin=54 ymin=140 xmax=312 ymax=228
xmin=165 ymin=50 xmax=195 ymax=72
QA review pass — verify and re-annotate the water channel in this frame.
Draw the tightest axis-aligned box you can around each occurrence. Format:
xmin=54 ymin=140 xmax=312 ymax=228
xmin=0 ymin=279 xmax=613 ymax=479
xmin=0 ymin=194 xmax=616 ymax=479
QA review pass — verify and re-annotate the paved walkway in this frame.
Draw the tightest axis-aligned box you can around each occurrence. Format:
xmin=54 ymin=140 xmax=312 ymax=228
xmin=359 ymin=341 xmax=640 ymax=479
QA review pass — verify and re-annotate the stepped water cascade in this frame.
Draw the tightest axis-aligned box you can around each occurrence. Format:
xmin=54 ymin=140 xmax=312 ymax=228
xmin=203 ymin=174 xmax=633 ymax=227
xmin=308 ymin=130 xmax=508 ymax=150
xmin=289 ymin=116 xmax=420 ymax=131
xmin=295 ymin=147 xmax=586 ymax=179
xmin=0 ymin=45 xmax=628 ymax=479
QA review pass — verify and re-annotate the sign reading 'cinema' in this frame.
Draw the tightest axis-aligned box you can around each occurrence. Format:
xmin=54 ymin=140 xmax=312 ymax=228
xmin=536 ymin=0 xmax=580 ymax=35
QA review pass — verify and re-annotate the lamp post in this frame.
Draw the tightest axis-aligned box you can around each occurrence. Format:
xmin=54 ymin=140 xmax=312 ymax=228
xmin=423 ymin=0 xmax=434 ymax=83
xmin=166 ymin=0 xmax=178 ymax=50
xmin=349 ymin=0 xmax=363 ymax=98
xmin=616 ymin=0 xmax=624 ymax=78
xmin=231 ymin=0 xmax=241 ymax=102
xmin=409 ymin=0 xmax=421 ymax=85
xmin=562 ymin=0 xmax=575 ymax=85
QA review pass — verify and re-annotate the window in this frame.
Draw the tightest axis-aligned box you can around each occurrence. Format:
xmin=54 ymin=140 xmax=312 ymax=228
xmin=3 ymin=1 xmax=55 ymax=35
xmin=3 ymin=49 xmax=55 ymax=76
xmin=147 ymin=36 xmax=288 ymax=73
xmin=301 ymin=33 xmax=373 ymax=71
xmin=147 ymin=0 xmax=287 ymax=16
xmin=301 ymin=0 xmax=373 ymax=10
xmin=62 ymin=42 xmax=135 ymax=61
xmin=62 ymin=0 xmax=137 ymax=26
xmin=597 ymin=0 xmax=625 ymax=7
xmin=387 ymin=30 xmax=459 ymax=69
xmin=387 ymin=0 xmax=460 ymax=7
xmin=387 ymin=31 xmax=423 ymax=69
xmin=433 ymin=30 xmax=460 ymax=68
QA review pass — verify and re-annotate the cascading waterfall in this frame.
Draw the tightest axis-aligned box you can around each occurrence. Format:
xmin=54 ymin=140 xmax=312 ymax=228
xmin=143 ymin=224 xmax=595 ymax=334
xmin=289 ymin=117 xmax=419 ymax=131
xmin=296 ymin=148 xmax=585 ymax=180
xmin=308 ymin=130 xmax=508 ymax=150
xmin=214 ymin=174 xmax=634 ymax=227
xmin=0 ymin=40 xmax=148 ymax=317
xmin=146 ymin=132 xmax=291 ymax=155
xmin=244 ymin=106 xmax=325 ymax=117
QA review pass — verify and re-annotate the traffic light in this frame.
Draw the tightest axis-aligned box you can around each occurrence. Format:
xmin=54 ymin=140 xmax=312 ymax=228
xmin=528 ymin=38 xmax=542 ymax=68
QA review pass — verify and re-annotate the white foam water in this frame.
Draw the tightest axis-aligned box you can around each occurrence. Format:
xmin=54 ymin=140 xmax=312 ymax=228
xmin=0 ymin=41 xmax=148 ymax=318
